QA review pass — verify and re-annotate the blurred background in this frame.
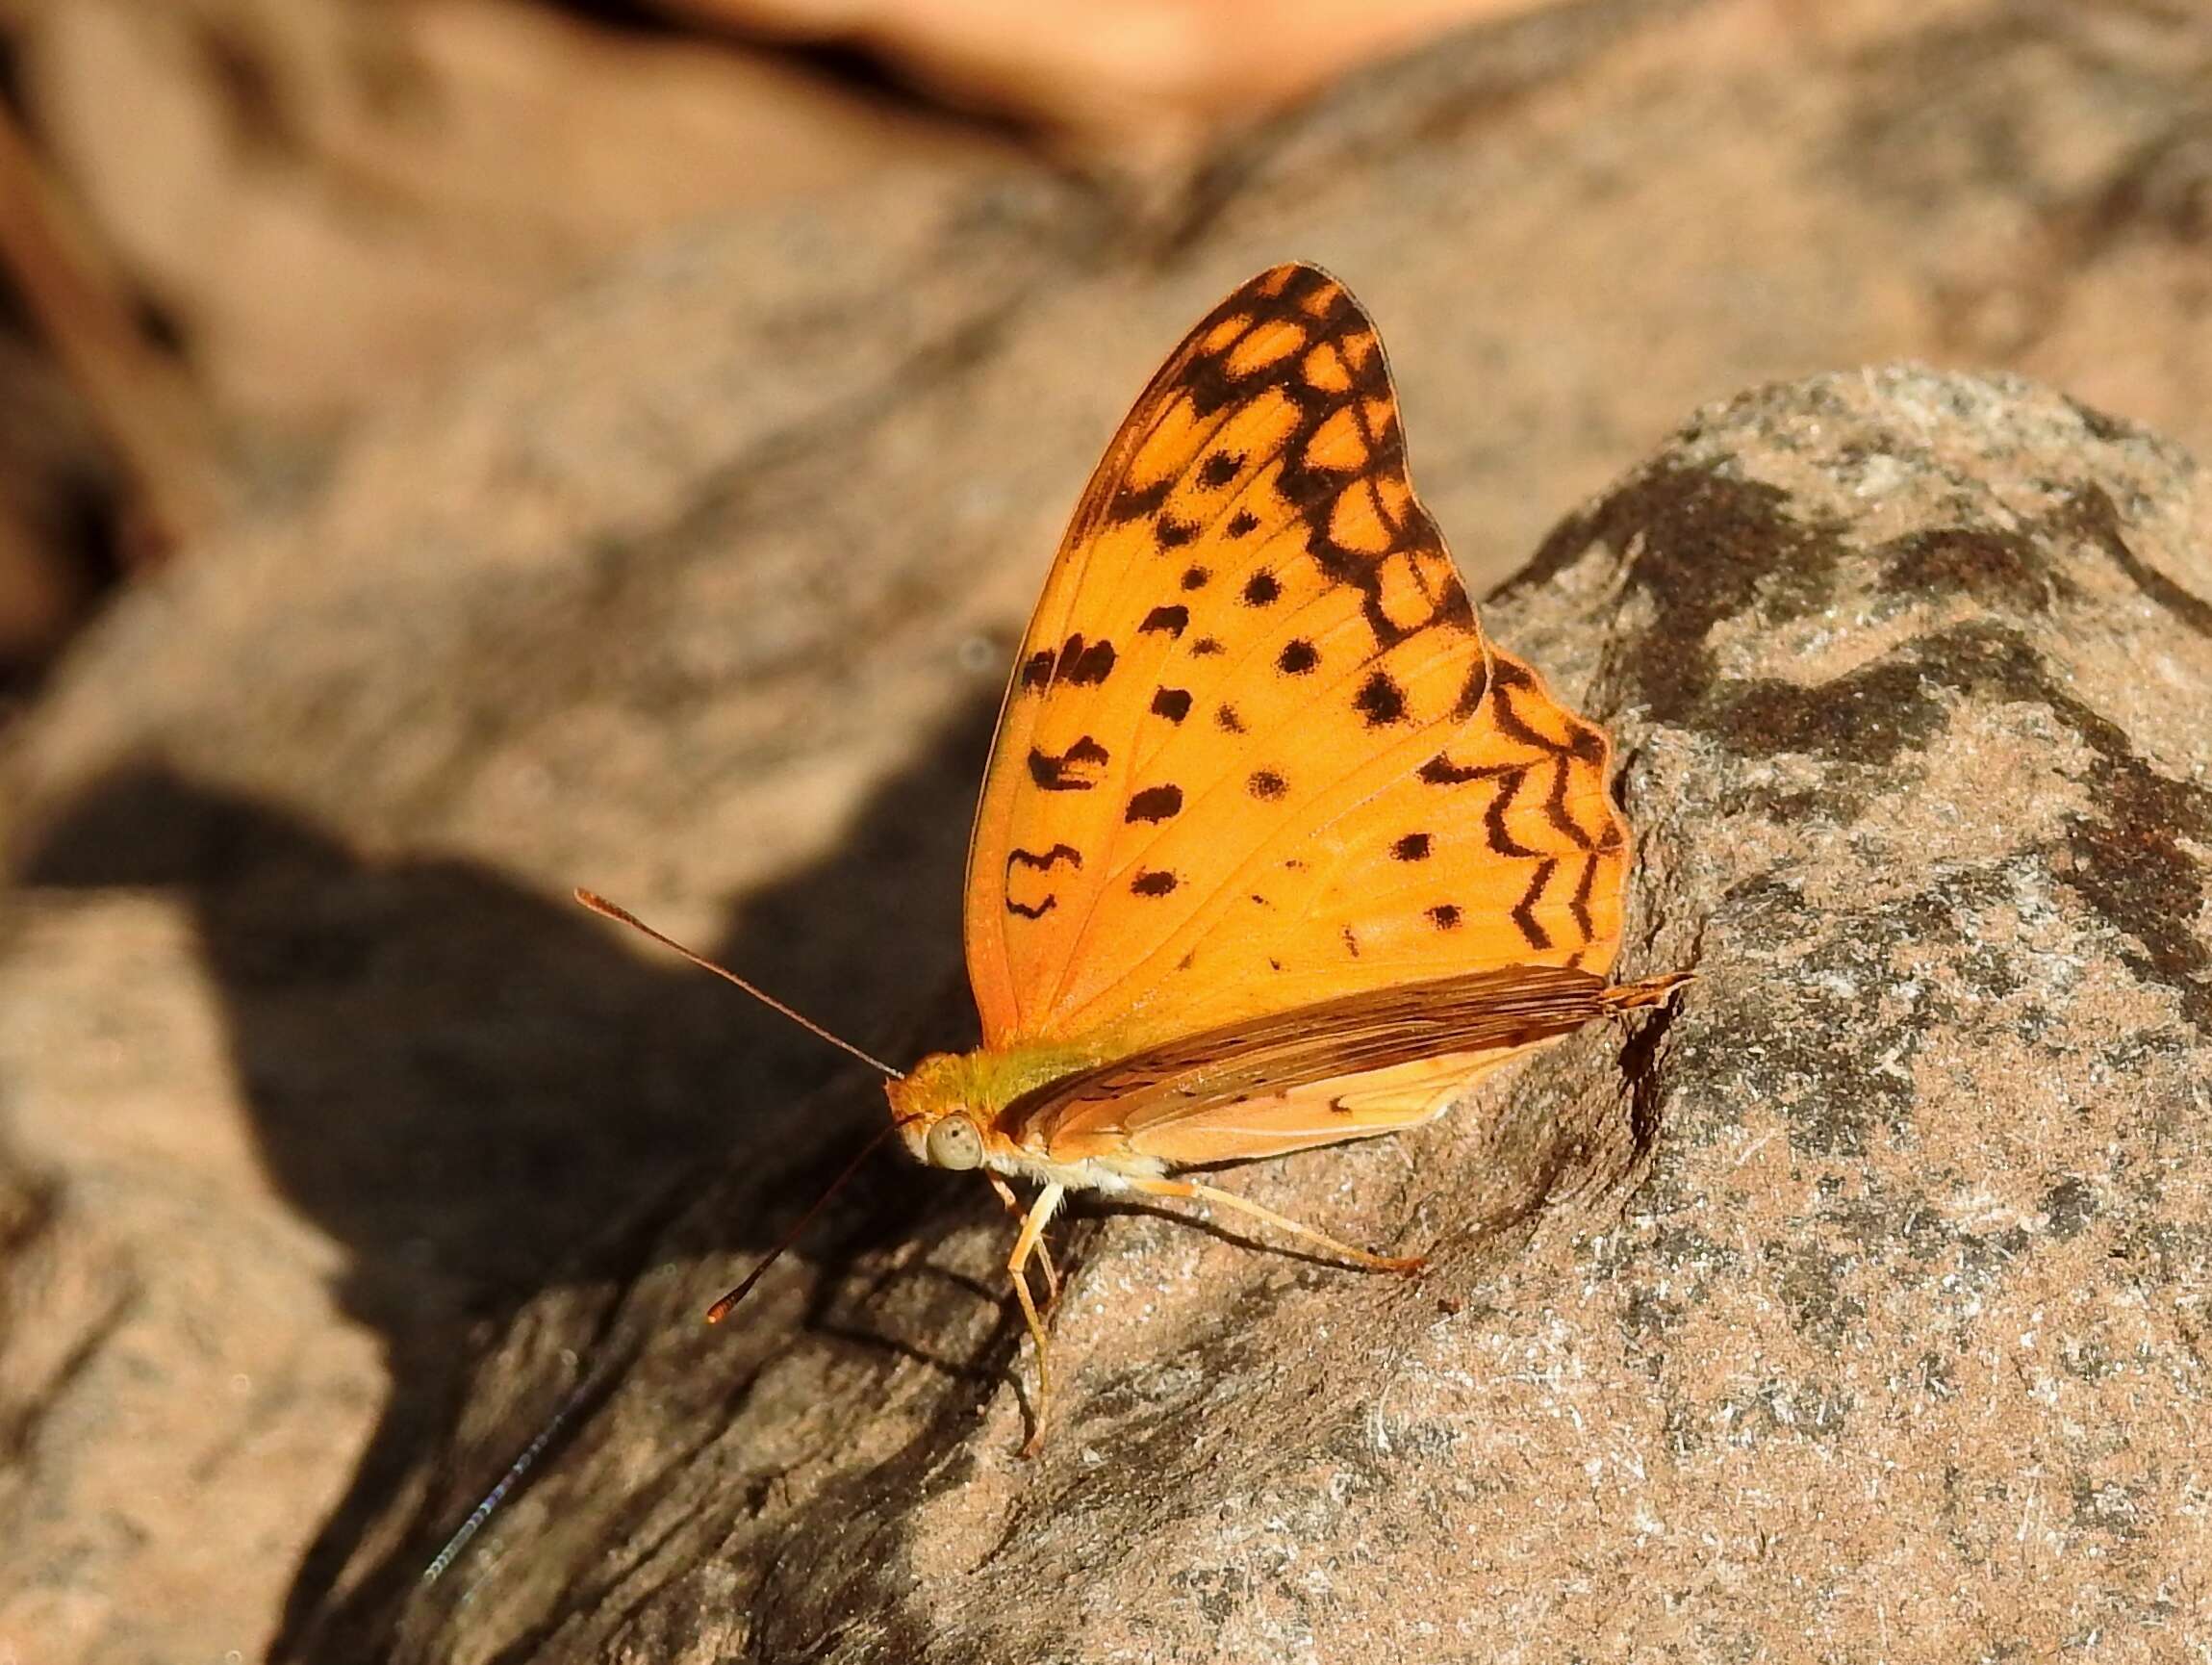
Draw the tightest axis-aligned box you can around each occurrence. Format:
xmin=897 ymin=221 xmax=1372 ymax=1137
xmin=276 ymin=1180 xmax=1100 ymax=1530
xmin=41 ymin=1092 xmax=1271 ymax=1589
xmin=0 ymin=0 xmax=1564 ymax=684
xmin=3 ymin=0 xmax=2211 ymax=1659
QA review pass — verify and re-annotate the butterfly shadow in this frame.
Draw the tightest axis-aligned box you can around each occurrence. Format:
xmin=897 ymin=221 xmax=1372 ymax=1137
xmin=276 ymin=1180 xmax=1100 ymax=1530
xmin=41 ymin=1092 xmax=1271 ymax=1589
xmin=12 ymin=687 xmax=1014 ymax=1663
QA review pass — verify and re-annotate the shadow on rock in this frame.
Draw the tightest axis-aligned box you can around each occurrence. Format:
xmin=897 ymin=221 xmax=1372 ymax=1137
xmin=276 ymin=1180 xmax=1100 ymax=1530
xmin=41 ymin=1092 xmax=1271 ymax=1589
xmin=15 ymin=690 xmax=1002 ymax=1660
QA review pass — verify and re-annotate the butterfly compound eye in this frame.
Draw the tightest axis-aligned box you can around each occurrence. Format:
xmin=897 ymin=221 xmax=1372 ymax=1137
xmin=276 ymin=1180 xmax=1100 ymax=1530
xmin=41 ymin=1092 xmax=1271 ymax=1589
xmin=925 ymin=1115 xmax=985 ymax=1171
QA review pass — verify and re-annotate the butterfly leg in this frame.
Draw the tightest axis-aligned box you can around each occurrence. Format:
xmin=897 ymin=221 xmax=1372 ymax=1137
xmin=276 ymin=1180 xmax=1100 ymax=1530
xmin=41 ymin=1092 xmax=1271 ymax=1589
xmin=1006 ymin=1180 xmax=1065 ymax=1455
xmin=1129 ymin=1176 xmax=1426 ymax=1274
xmin=986 ymin=1170 xmax=1059 ymax=1306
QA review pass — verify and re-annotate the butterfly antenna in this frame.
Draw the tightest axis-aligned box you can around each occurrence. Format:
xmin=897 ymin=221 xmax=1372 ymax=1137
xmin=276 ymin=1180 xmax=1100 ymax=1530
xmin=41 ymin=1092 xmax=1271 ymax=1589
xmin=425 ymin=914 xmax=912 ymax=1591
xmin=574 ymin=889 xmax=903 ymax=1080
xmin=702 ymin=1119 xmax=902 ymax=1322
xmin=420 ymin=1343 xmax=624 ymax=1585
xmin=419 ymin=1115 xmax=903 ymax=1585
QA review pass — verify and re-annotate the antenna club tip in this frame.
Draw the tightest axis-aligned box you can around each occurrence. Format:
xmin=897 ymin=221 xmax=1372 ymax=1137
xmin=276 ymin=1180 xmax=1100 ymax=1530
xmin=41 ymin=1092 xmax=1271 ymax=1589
xmin=704 ymin=1298 xmax=735 ymax=1325
xmin=574 ymin=887 xmax=647 ymax=932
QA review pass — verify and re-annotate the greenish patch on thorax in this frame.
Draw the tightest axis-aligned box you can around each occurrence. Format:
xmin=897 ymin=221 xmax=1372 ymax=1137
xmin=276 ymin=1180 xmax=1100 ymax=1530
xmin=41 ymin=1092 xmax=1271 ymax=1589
xmin=890 ymin=1038 xmax=1111 ymax=1138
xmin=977 ymin=1040 xmax=1110 ymax=1114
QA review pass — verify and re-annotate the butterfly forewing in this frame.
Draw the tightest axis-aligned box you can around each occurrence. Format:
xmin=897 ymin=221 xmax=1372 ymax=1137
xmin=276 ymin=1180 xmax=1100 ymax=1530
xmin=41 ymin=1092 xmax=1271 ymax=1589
xmin=966 ymin=263 xmax=1627 ymax=1053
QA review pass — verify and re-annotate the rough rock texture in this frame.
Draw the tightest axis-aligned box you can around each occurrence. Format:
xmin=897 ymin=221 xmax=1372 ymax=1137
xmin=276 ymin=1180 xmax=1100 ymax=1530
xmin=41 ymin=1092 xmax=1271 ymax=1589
xmin=354 ymin=377 xmax=2212 ymax=1659
xmin=5 ymin=2 xmax=2212 ymax=1661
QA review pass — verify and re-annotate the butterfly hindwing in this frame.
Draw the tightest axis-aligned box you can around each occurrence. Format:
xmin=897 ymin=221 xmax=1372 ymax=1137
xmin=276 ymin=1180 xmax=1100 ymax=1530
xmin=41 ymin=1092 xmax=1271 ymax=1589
xmin=966 ymin=264 xmax=1626 ymax=1052
xmin=1014 ymin=964 xmax=1618 ymax=1166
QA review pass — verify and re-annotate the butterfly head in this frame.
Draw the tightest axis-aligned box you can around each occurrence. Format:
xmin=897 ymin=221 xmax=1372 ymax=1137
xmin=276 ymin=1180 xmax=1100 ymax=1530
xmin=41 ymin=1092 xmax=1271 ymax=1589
xmin=886 ymin=1042 xmax=1105 ymax=1172
xmin=885 ymin=1051 xmax=994 ymax=1170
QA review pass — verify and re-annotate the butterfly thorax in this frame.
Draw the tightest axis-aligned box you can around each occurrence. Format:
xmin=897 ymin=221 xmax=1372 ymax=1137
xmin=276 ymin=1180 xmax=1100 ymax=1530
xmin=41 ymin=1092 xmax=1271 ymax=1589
xmin=886 ymin=1041 xmax=1158 ymax=1191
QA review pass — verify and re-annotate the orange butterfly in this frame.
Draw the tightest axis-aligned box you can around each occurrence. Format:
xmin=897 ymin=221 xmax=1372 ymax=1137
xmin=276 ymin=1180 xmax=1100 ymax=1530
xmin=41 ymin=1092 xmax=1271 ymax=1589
xmin=594 ymin=263 xmax=1685 ymax=1452
xmin=885 ymin=262 xmax=1683 ymax=1440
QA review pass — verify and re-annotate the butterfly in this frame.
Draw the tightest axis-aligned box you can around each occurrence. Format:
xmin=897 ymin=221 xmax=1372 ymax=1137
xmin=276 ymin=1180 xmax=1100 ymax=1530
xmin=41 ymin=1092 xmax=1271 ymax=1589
xmin=423 ymin=265 xmax=1685 ymax=1585
xmin=869 ymin=261 xmax=1686 ymax=1444
xmin=584 ymin=262 xmax=1686 ymax=1458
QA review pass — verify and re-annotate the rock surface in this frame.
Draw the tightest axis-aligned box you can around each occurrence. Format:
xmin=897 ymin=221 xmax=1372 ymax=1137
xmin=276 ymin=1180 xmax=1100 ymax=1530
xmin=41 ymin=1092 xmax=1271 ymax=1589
xmin=5 ymin=2 xmax=2212 ymax=1661
xmin=361 ymin=375 xmax=2212 ymax=1660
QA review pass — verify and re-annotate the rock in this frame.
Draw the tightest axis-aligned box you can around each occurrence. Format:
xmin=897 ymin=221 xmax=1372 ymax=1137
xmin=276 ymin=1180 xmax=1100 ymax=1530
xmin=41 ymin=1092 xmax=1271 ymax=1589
xmin=0 ymin=335 xmax=116 ymax=667
xmin=14 ymin=0 xmax=1010 ymax=424
xmin=6 ymin=2 xmax=2212 ymax=1660
xmin=373 ymin=369 xmax=2212 ymax=1661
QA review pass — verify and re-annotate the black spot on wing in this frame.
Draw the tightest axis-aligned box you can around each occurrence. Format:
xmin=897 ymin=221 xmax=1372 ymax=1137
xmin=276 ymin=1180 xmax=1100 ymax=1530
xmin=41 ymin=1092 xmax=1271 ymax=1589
xmin=1157 ymin=517 xmax=1200 ymax=549
xmin=1109 ymin=477 xmax=1171 ymax=524
xmin=1199 ymin=451 xmax=1243 ymax=488
xmin=1020 ymin=650 xmax=1055 ymax=691
xmin=1029 ymin=737 xmax=1110 ymax=792
xmin=1277 ymin=639 xmax=1319 ymax=676
xmin=1215 ymin=704 xmax=1246 ymax=734
xmin=1354 ymin=669 xmax=1408 ymax=726
xmin=1427 ymin=904 xmax=1462 ymax=930
xmin=1007 ymin=843 xmax=1082 ymax=873
xmin=1181 ymin=566 xmax=1210 ymax=590
xmin=1192 ymin=636 xmax=1225 ymax=656
xmin=1140 ymin=604 xmax=1190 ymax=638
xmin=1151 ymin=687 xmax=1192 ymax=724
xmin=1242 ymin=571 xmax=1282 ymax=606
xmin=1004 ymin=845 xmax=1079 ymax=923
xmin=1227 ymin=510 xmax=1260 ymax=539
xmin=1053 ymin=634 xmax=1117 ymax=687
xmin=1125 ymin=784 xmax=1184 ymax=825
xmin=1248 ymin=769 xmax=1287 ymax=800
xmin=1131 ymin=869 xmax=1180 ymax=897
xmin=1391 ymin=832 xmax=1431 ymax=860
